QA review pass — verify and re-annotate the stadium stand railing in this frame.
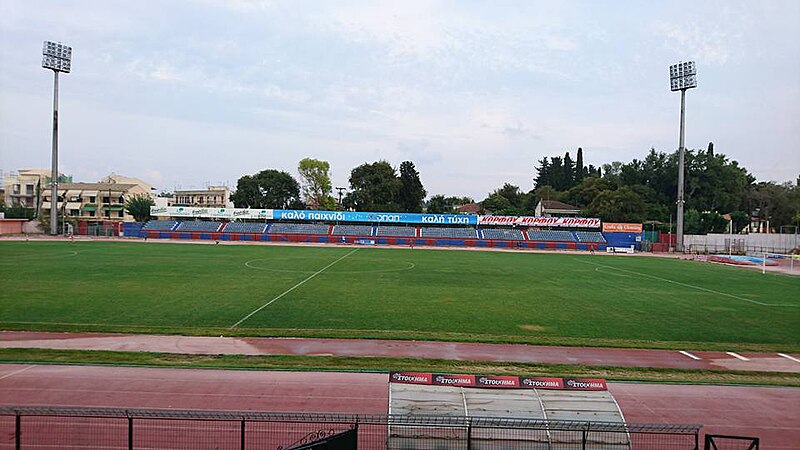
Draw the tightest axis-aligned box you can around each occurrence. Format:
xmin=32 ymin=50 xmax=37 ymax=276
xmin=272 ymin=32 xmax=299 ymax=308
xmin=222 ymin=222 xmax=268 ymax=234
xmin=175 ymin=221 xmax=223 ymax=232
xmin=267 ymin=222 xmax=331 ymax=235
xmin=526 ymin=230 xmax=577 ymax=242
xmin=141 ymin=220 xmax=178 ymax=231
xmin=575 ymin=231 xmax=606 ymax=243
xmin=481 ymin=228 xmax=526 ymax=240
xmin=0 ymin=406 xmax=701 ymax=450
xmin=331 ymin=224 xmax=374 ymax=236
xmin=376 ymin=226 xmax=417 ymax=237
xmin=421 ymin=227 xmax=478 ymax=238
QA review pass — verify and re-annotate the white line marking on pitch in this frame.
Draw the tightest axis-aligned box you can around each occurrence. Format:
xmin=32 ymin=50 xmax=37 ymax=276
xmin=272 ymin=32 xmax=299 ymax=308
xmin=679 ymin=351 xmax=701 ymax=360
xmin=578 ymin=259 xmax=797 ymax=307
xmin=0 ymin=365 xmax=35 ymax=381
xmin=726 ymin=352 xmax=749 ymax=361
xmin=778 ymin=353 xmax=800 ymax=363
xmin=230 ymin=248 xmax=360 ymax=329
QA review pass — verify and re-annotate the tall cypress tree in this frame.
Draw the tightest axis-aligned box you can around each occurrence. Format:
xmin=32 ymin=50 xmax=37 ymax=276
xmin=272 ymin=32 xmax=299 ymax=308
xmin=563 ymin=152 xmax=574 ymax=190
xmin=576 ymin=147 xmax=585 ymax=182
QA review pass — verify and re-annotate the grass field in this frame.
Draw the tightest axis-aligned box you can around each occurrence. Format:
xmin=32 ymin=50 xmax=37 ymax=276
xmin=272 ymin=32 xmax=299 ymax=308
xmin=1 ymin=240 xmax=798 ymax=351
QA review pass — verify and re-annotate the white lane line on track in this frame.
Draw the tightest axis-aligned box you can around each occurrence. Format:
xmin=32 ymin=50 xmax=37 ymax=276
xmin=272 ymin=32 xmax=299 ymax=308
xmin=578 ymin=258 xmax=797 ymax=307
xmin=726 ymin=352 xmax=749 ymax=361
xmin=679 ymin=351 xmax=701 ymax=360
xmin=0 ymin=365 xmax=35 ymax=381
xmin=230 ymin=248 xmax=360 ymax=329
xmin=777 ymin=353 xmax=800 ymax=363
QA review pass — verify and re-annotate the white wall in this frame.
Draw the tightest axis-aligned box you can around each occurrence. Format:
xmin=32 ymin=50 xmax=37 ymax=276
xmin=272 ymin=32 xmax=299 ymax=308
xmin=684 ymin=233 xmax=799 ymax=253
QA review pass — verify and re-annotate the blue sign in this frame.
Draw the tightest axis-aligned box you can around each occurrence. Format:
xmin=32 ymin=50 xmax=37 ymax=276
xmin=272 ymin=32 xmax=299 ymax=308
xmin=273 ymin=210 xmax=477 ymax=225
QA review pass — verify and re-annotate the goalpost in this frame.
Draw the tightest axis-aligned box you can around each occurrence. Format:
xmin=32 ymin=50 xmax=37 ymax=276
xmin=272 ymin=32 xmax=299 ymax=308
xmin=761 ymin=252 xmax=798 ymax=275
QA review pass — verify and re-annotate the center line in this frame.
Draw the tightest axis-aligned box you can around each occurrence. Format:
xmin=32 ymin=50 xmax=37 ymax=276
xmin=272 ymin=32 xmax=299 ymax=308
xmin=230 ymin=248 xmax=359 ymax=328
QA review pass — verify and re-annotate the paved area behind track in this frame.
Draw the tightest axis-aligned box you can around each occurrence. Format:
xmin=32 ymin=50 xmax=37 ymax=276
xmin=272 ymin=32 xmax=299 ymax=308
xmin=1 ymin=364 xmax=798 ymax=448
xmin=2 ymin=331 xmax=798 ymax=373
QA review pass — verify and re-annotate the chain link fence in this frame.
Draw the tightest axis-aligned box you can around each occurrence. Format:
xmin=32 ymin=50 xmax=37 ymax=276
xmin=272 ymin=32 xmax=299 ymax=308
xmin=0 ymin=406 xmax=701 ymax=450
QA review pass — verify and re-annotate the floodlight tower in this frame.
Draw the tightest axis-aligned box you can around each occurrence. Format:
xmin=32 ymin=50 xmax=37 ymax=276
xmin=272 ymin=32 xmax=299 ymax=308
xmin=669 ymin=61 xmax=697 ymax=252
xmin=42 ymin=41 xmax=72 ymax=235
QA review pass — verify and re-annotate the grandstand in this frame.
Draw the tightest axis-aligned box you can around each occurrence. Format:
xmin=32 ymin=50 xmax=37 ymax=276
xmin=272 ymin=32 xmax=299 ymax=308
xmin=481 ymin=228 xmax=525 ymax=240
xmin=375 ymin=226 xmax=416 ymax=237
xmin=267 ymin=222 xmax=330 ymax=235
xmin=141 ymin=220 xmax=178 ymax=231
xmin=421 ymin=227 xmax=479 ymax=238
xmin=175 ymin=221 xmax=223 ymax=232
xmin=527 ymin=230 xmax=576 ymax=242
xmin=575 ymin=231 xmax=606 ymax=243
xmin=222 ymin=222 xmax=268 ymax=234
xmin=331 ymin=224 xmax=374 ymax=236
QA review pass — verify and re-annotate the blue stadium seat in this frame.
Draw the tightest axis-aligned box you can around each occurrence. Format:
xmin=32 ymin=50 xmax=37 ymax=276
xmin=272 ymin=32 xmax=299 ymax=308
xmin=222 ymin=222 xmax=268 ymax=233
xmin=376 ymin=226 xmax=416 ymax=237
xmin=331 ymin=225 xmax=373 ymax=236
xmin=141 ymin=220 xmax=178 ymax=231
xmin=421 ymin=227 xmax=478 ymax=238
xmin=526 ymin=230 xmax=576 ymax=242
xmin=575 ymin=231 xmax=606 ymax=243
xmin=175 ymin=221 xmax=223 ymax=232
xmin=481 ymin=228 xmax=525 ymax=240
xmin=268 ymin=223 xmax=330 ymax=235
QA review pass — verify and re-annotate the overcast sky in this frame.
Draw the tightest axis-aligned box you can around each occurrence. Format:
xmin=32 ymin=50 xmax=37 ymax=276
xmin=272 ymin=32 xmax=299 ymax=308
xmin=1 ymin=0 xmax=798 ymax=200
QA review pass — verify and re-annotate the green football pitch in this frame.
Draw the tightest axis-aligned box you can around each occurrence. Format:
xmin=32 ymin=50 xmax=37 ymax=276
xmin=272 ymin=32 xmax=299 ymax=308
xmin=1 ymin=241 xmax=798 ymax=351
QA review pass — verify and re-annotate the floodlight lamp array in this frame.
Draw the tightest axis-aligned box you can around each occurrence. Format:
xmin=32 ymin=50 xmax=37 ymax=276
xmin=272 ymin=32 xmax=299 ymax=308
xmin=669 ymin=61 xmax=696 ymax=91
xmin=42 ymin=41 xmax=72 ymax=73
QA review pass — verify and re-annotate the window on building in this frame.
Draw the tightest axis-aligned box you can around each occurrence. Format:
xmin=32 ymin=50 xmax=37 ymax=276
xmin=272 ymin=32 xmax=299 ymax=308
xmin=118 ymin=196 xmax=124 ymax=203
xmin=12 ymin=184 xmax=20 ymax=194
xmin=89 ymin=196 xmax=96 ymax=203
xmin=103 ymin=196 xmax=110 ymax=204
xmin=70 ymin=209 xmax=79 ymax=216
xmin=25 ymin=184 xmax=34 ymax=195
xmin=118 ymin=210 xmax=124 ymax=218
xmin=88 ymin=211 xmax=95 ymax=217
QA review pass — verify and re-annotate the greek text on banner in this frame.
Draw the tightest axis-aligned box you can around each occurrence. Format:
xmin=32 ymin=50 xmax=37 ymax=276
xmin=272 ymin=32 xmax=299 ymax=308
xmin=389 ymin=372 xmax=606 ymax=391
xmin=478 ymin=216 xmax=601 ymax=228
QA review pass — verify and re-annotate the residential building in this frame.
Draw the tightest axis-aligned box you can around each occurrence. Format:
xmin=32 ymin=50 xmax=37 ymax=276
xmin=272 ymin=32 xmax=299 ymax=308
xmin=41 ymin=174 xmax=153 ymax=223
xmin=172 ymin=186 xmax=232 ymax=208
xmin=2 ymin=168 xmax=69 ymax=212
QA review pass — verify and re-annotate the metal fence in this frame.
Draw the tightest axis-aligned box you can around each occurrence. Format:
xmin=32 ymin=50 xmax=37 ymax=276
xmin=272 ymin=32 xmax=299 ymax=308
xmin=0 ymin=406 xmax=701 ymax=450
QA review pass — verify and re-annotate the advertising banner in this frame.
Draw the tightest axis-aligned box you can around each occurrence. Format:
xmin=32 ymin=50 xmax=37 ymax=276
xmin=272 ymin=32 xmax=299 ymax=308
xmin=602 ymin=222 xmax=643 ymax=233
xmin=390 ymin=371 xmax=432 ymax=385
xmin=563 ymin=378 xmax=608 ymax=391
xmin=273 ymin=210 xmax=477 ymax=225
xmin=478 ymin=216 xmax=601 ymax=228
xmin=150 ymin=206 xmax=273 ymax=220
xmin=389 ymin=372 xmax=606 ymax=391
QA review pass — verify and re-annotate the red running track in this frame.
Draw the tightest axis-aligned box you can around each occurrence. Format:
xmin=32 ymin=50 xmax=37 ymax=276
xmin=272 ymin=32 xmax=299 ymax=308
xmin=2 ymin=331 xmax=799 ymax=373
xmin=1 ymin=364 xmax=799 ymax=449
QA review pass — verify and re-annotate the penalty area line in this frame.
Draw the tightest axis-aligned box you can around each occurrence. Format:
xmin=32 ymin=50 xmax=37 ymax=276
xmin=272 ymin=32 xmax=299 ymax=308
xmin=230 ymin=248 xmax=360 ymax=329
xmin=578 ymin=258 xmax=797 ymax=307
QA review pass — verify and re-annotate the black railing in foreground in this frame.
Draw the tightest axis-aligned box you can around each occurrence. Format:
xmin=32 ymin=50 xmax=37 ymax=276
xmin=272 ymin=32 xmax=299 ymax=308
xmin=0 ymin=405 xmax=702 ymax=449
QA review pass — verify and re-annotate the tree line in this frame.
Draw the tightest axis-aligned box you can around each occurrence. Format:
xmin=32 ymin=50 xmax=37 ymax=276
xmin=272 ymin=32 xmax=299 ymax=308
xmin=230 ymin=144 xmax=799 ymax=234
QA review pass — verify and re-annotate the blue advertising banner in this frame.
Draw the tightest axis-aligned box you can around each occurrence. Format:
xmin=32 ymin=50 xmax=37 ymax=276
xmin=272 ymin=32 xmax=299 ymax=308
xmin=273 ymin=210 xmax=477 ymax=225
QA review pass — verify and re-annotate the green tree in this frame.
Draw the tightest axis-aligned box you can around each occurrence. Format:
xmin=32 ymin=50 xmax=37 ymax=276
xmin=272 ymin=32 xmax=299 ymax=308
xmin=426 ymin=195 xmax=448 ymax=214
xmin=585 ymin=186 xmax=646 ymax=222
xmin=3 ymin=205 xmax=35 ymax=219
xmin=297 ymin=158 xmax=335 ymax=210
xmin=575 ymin=147 xmax=586 ymax=182
xmin=398 ymin=161 xmax=426 ymax=212
xmin=231 ymin=169 xmax=303 ymax=209
xmin=344 ymin=161 xmax=400 ymax=211
xmin=124 ymin=194 xmax=155 ymax=222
